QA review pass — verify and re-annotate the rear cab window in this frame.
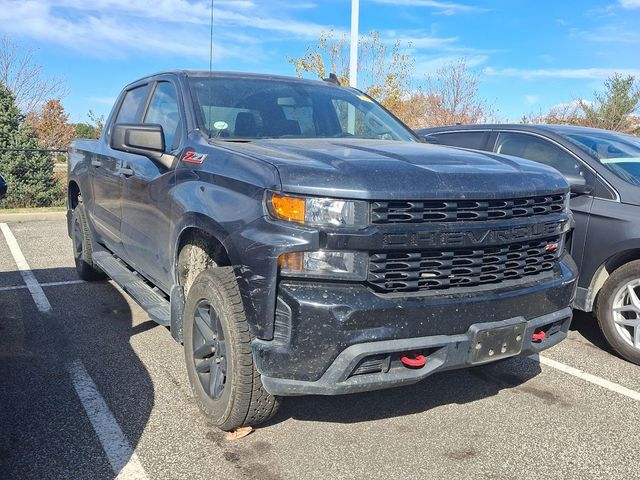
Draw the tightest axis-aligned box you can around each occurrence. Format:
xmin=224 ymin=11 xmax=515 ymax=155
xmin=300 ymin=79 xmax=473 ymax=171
xmin=114 ymin=84 xmax=152 ymax=125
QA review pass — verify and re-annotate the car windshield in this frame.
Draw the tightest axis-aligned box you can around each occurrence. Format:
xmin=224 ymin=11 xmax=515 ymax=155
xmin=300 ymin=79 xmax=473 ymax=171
xmin=563 ymin=130 xmax=640 ymax=186
xmin=188 ymin=76 xmax=416 ymax=142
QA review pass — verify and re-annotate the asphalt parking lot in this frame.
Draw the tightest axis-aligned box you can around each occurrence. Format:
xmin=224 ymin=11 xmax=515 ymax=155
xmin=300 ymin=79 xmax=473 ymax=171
xmin=1 ymin=214 xmax=639 ymax=480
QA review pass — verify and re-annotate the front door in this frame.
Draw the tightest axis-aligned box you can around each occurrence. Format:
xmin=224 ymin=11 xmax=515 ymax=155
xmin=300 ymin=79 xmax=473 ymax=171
xmin=120 ymin=81 xmax=183 ymax=291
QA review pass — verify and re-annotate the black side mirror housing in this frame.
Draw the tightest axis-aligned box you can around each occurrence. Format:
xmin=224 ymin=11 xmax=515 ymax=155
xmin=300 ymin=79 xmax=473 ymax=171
xmin=566 ymin=174 xmax=593 ymax=196
xmin=421 ymin=135 xmax=440 ymax=145
xmin=0 ymin=175 xmax=7 ymax=199
xmin=111 ymin=124 xmax=165 ymax=159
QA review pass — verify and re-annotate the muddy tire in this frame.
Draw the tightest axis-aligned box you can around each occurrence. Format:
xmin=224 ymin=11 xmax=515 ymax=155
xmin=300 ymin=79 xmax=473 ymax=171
xmin=71 ymin=203 xmax=106 ymax=281
xmin=183 ymin=267 xmax=280 ymax=431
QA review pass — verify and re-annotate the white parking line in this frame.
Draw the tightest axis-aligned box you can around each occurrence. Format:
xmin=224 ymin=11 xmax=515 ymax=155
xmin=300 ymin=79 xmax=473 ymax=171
xmin=533 ymin=354 xmax=640 ymax=402
xmin=0 ymin=222 xmax=52 ymax=312
xmin=0 ymin=279 xmax=86 ymax=292
xmin=67 ymin=359 xmax=149 ymax=480
xmin=0 ymin=222 xmax=147 ymax=478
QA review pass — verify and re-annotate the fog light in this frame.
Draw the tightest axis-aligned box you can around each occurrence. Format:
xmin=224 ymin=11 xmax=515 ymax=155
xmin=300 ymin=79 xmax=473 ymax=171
xmin=279 ymin=251 xmax=368 ymax=281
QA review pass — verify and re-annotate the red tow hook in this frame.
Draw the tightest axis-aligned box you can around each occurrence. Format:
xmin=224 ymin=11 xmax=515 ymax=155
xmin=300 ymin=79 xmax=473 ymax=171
xmin=532 ymin=330 xmax=547 ymax=342
xmin=400 ymin=352 xmax=426 ymax=368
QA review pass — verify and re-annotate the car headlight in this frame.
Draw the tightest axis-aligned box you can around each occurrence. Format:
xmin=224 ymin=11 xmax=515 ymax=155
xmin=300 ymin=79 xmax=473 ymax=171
xmin=267 ymin=192 xmax=369 ymax=229
xmin=279 ymin=250 xmax=369 ymax=280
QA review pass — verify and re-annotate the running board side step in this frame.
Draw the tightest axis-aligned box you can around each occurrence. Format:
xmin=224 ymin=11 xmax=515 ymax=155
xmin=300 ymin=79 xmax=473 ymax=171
xmin=93 ymin=249 xmax=171 ymax=327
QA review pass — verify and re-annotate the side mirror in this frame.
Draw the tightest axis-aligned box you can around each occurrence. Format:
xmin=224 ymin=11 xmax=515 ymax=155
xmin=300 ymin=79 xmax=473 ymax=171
xmin=0 ymin=175 xmax=7 ymax=199
xmin=111 ymin=123 xmax=165 ymax=159
xmin=421 ymin=135 xmax=440 ymax=145
xmin=566 ymin=174 xmax=593 ymax=196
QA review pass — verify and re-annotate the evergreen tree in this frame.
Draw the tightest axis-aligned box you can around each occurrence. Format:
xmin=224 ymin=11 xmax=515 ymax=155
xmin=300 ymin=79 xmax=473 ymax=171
xmin=0 ymin=81 xmax=63 ymax=208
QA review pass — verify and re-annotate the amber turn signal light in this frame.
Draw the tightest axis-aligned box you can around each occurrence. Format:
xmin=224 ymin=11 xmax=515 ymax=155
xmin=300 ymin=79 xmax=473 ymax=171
xmin=278 ymin=252 xmax=305 ymax=272
xmin=270 ymin=193 xmax=305 ymax=223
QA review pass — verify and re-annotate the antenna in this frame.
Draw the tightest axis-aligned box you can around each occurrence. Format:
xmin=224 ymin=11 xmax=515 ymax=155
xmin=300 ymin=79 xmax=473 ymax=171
xmin=207 ymin=0 xmax=214 ymax=135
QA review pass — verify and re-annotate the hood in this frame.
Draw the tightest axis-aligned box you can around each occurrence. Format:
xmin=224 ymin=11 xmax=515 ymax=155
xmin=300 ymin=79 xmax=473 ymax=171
xmin=216 ymin=139 xmax=569 ymax=200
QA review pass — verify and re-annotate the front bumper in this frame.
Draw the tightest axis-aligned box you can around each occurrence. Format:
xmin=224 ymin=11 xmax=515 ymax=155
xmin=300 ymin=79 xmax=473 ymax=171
xmin=253 ymin=254 xmax=577 ymax=396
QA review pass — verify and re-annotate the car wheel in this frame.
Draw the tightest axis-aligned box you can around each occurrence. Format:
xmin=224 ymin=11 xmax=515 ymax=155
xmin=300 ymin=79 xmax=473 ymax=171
xmin=183 ymin=266 xmax=280 ymax=431
xmin=71 ymin=203 xmax=106 ymax=281
xmin=596 ymin=260 xmax=640 ymax=365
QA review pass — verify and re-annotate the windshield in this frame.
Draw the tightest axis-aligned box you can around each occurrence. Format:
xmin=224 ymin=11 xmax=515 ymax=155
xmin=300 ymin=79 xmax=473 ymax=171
xmin=188 ymin=76 xmax=417 ymax=142
xmin=563 ymin=130 xmax=640 ymax=186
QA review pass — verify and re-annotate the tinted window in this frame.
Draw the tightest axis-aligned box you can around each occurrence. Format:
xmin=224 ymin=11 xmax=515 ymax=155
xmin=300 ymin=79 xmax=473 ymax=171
xmin=144 ymin=82 xmax=181 ymax=151
xmin=564 ymin=131 xmax=640 ymax=186
xmin=430 ymin=131 xmax=487 ymax=150
xmin=115 ymin=84 xmax=151 ymax=124
xmin=495 ymin=132 xmax=585 ymax=177
xmin=188 ymin=76 xmax=416 ymax=142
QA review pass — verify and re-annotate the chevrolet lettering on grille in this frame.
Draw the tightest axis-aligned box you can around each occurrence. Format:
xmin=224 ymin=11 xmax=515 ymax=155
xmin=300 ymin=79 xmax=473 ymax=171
xmin=382 ymin=221 xmax=567 ymax=249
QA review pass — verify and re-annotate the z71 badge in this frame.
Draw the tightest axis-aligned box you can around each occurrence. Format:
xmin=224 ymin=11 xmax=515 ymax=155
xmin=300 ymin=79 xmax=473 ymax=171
xmin=182 ymin=151 xmax=208 ymax=164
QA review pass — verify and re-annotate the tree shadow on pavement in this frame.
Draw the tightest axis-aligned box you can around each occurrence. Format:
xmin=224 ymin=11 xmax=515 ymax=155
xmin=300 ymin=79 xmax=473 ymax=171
xmin=0 ymin=267 xmax=156 ymax=480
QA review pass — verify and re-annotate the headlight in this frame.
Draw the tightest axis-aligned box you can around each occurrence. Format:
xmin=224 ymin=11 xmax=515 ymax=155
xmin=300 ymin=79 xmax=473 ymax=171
xmin=279 ymin=251 xmax=368 ymax=280
xmin=267 ymin=192 xmax=369 ymax=229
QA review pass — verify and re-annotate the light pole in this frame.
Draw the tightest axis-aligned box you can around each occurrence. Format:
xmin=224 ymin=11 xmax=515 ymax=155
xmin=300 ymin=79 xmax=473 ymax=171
xmin=348 ymin=0 xmax=360 ymax=133
xmin=349 ymin=0 xmax=359 ymax=88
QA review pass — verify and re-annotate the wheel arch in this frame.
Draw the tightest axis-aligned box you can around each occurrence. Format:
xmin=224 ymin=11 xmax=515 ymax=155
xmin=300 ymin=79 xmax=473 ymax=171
xmin=579 ymin=248 xmax=640 ymax=312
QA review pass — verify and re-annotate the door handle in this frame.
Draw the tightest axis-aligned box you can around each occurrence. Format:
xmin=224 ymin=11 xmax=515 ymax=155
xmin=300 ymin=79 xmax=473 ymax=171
xmin=120 ymin=166 xmax=135 ymax=177
xmin=91 ymin=159 xmax=102 ymax=167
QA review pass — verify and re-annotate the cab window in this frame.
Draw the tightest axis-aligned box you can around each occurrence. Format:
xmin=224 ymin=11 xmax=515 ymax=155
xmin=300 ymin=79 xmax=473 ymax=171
xmin=114 ymin=84 xmax=151 ymax=124
xmin=144 ymin=82 xmax=181 ymax=151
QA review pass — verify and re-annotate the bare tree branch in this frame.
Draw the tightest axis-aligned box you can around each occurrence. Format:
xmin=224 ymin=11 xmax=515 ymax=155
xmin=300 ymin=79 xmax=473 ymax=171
xmin=0 ymin=35 xmax=67 ymax=115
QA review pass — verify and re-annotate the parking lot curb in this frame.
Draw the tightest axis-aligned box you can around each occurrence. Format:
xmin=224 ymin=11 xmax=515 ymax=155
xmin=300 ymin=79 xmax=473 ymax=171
xmin=0 ymin=211 xmax=67 ymax=223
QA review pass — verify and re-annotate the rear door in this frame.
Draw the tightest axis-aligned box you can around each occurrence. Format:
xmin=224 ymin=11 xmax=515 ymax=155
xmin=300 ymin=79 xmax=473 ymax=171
xmin=120 ymin=80 xmax=183 ymax=291
xmin=491 ymin=131 xmax=595 ymax=269
xmin=91 ymin=83 xmax=151 ymax=255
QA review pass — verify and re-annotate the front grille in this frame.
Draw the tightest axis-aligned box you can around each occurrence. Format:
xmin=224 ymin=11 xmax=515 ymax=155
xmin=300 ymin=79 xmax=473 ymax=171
xmin=368 ymin=237 xmax=561 ymax=293
xmin=371 ymin=194 xmax=565 ymax=224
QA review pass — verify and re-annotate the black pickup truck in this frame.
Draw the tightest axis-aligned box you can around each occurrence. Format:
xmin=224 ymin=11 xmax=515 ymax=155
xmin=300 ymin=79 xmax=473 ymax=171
xmin=68 ymin=71 xmax=577 ymax=430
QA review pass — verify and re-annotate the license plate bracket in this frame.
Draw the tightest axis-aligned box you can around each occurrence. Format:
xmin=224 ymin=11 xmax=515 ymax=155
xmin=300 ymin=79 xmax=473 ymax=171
xmin=470 ymin=322 xmax=526 ymax=364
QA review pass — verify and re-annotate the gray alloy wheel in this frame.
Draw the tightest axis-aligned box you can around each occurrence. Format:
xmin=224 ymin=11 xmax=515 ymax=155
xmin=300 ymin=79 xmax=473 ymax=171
xmin=611 ymin=279 xmax=640 ymax=351
xmin=191 ymin=299 xmax=228 ymax=401
xmin=596 ymin=260 xmax=640 ymax=365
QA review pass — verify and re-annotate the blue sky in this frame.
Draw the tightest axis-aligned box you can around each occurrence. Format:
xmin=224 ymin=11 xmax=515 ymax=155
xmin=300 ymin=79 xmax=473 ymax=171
xmin=1 ymin=0 xmax=640 ymax=123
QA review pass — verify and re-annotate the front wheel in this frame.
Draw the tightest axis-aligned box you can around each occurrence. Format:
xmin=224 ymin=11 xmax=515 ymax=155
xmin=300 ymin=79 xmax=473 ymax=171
xmin=596 ymin=260 xmax=640 ymax=365
xmin=183 ymin=267 xmax=280 ymax=431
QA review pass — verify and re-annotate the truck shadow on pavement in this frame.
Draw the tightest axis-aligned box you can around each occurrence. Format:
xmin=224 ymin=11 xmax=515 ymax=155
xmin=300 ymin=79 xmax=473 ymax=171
xmin=569 ymin=309 xmax=613 ymax=353
xmin=270 ymin=357 xmax=543 ymax=426
xmin=0 ymin=267 xmax=154 ymax=480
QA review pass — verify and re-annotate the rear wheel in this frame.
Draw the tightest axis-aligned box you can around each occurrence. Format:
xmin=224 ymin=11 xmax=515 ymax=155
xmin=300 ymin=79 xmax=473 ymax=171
xmin=183 ymin=267 xmax=280 ymax=431
xmin=596 ymin=260 xmax=640 ymax=365
xmin=71 ymin=203 xmax=106 ymax=281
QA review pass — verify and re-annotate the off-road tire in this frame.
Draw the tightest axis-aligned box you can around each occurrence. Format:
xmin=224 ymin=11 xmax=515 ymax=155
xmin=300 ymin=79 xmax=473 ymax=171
xmin=183 ymin=267 xmax=280 ymax=431
xmin=596 ymin=260 xmax=640 ymax=365
xmin=71 ymin=203 xmax=106 ymax=281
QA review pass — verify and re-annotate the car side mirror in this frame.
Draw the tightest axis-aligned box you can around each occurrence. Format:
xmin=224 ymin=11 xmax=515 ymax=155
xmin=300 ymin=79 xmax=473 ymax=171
xmin=0 ymin=175 xmax=7 ymax=198
xmin=421 ymin=135 xmax=440 ymax=145
xmin=111 ymin=123 xmax=165 ymax=159
xmin=566 ymin=174 xmax=593 ymax=196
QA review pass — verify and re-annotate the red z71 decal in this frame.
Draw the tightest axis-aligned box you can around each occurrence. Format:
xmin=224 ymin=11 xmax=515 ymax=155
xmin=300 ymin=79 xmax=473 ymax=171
xmin=182 ymin=151 xmax=208 ymax=164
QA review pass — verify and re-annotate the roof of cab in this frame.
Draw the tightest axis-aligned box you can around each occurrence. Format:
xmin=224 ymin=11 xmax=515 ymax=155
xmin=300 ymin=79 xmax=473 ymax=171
xmin=127 ymin=70 xmax=342 ymax=89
